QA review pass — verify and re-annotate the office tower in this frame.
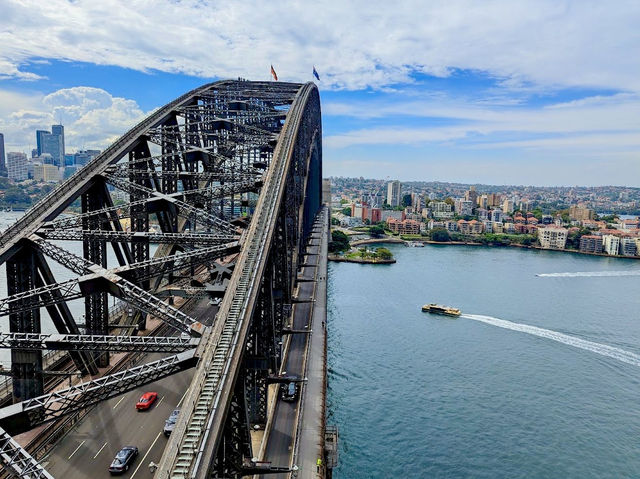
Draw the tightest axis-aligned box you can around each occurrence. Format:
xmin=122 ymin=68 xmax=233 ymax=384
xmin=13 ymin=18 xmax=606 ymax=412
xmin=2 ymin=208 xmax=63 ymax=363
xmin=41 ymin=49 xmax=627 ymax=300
xmin=7 ymin=152 xmax=28 ymax=182
xmin=386 ymin=180 xmax=402 ymax=207
xmin=36 ymin=130 xmax=49 ymax=156
xmin=0 ymin=133 xmax=6 ymax=177
xmin=51 ymin=125 xmax=65 ymax=158
xmin=41 ymin=132 xmax=63 ymax=166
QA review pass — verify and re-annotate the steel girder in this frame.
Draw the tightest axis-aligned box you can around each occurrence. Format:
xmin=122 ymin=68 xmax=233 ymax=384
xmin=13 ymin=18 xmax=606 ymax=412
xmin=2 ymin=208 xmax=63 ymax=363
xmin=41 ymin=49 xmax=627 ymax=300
xmin=156 ymin=82 xmax=321 ymax=479
xmin=31 ymin=240 xmax=203 ymax=335
xmin=0 ymin=426 xmax=53 ymax=479
xmin=38 ymin=230 xmax=237 ymax=245
xmin=6 ymin=246 xmax=44 ymax=403
xmin=104 ymin=174 xmax=237 ymax=234
xmin=81 ymin=182 xmax=110 ymax=366
xmin=0 ymin=242 xmax=238 ymax=319
xmin=0 ymin=350 xmax=197 ymax=436
xmin=0 ymin=79 xmax=318 ymax=477
xmin=0 ymin=332 xmax=198 ymax=353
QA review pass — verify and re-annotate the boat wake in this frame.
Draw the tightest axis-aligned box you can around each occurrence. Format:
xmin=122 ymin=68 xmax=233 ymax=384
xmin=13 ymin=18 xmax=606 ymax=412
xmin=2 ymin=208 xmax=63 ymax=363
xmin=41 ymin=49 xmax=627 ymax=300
xmin=462 ymin=314 xmax=640 ymax=367
xmin=536 ymin=271 xmax=640 ymax=278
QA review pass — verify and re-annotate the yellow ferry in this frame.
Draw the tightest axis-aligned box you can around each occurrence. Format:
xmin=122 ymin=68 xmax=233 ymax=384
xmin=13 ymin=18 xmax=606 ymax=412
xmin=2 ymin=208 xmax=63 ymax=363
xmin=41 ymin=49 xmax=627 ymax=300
xmin=421 ymin=303 xmax=461 ymax=317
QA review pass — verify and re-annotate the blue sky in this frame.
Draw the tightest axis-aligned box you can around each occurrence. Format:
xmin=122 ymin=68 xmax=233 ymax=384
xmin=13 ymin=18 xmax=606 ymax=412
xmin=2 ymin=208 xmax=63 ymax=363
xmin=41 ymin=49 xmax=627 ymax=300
xmin=1 ymin=0 xmax=639 ymax=186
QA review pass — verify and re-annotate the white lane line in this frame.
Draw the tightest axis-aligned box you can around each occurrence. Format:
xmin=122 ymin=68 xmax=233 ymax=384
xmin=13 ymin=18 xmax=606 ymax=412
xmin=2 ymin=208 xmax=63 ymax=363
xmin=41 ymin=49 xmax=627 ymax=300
xmin=156 ymin=395 xmax=165 ymax=407
xmin=68 ymin=440 xmax=85 ymax=460
xmin=93 ymin=442 xmax=107 ymax=459
xmin=130 ymin=432 xmax=161 ymax=478
xmin=176 ymin=390 xmax=188 ymax=407
xmin=112 ymin=396 xmax=125 ymax=409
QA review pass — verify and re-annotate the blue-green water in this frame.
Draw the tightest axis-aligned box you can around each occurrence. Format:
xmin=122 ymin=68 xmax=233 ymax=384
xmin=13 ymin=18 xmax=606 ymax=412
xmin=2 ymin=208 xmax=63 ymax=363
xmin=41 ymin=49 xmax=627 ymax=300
xmin=327 ymin=244 xmax=640 ymax=478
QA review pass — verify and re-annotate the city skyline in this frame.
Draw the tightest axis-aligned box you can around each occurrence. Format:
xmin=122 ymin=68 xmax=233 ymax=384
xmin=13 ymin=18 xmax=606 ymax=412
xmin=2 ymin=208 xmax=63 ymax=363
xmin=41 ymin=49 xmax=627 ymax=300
xmin=1 ymin=1 xmax=639 ymax=186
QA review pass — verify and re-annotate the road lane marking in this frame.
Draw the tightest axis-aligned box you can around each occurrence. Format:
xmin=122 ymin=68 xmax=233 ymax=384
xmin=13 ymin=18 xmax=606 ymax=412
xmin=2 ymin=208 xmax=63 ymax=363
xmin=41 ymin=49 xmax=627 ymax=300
xmin=93 ymin=442 xmax=107 ymax=459
xmin=112 ymin=396 xmax=125 ymax=409
xmin=68 ymin=440 xmax=85 ymax=460
xmin=176 ymin=390 xmax=188 ymax=407
xmin=130 ymin=432 xmax=161 ymax=478
xmin=156 ymin=395 xmax=165 ymax=407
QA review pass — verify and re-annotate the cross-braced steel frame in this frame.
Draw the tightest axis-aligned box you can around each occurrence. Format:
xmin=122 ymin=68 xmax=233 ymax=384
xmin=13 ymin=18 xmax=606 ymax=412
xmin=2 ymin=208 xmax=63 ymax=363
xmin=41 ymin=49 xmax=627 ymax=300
xmin=0 ymin=79 xmax=321 ymax=479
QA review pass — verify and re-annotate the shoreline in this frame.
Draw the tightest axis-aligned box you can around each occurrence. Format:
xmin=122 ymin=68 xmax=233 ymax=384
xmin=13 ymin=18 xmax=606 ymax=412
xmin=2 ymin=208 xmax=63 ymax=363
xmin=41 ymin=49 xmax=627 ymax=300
xmin=328 ymin=255 xmax=396 ymax=264
xmin=340 ymin=230 xmax=640 ymax=261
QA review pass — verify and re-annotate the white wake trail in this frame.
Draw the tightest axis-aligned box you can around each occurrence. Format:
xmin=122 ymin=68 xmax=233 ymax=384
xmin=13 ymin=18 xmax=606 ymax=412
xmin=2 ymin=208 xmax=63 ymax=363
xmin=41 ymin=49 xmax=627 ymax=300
xmin=537 ymin=271 xmax=640 ymax=278
xmin=462 ymin=314 xmax=640 ymax=367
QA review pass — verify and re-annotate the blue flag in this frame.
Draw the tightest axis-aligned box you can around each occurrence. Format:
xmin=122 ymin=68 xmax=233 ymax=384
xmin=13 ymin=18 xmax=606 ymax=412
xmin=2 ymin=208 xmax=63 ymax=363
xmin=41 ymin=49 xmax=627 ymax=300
xmin=313 ymin=66 xmax=320 ymax=81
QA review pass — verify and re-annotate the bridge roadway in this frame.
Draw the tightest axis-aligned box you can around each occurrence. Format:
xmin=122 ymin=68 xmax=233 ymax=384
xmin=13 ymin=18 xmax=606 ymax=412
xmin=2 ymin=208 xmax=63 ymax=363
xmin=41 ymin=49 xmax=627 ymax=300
xmin=43 ymin=297 xmax=216 ymax=479
xmin=259 ymin=209 xmax=327 ymax=478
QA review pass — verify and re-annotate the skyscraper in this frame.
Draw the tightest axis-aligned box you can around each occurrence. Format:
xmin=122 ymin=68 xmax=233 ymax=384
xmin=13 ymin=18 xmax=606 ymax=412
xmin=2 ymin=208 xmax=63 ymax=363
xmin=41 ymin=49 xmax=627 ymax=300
xmin=36 ymin=130 xmax=49 ymax=156
xmin=0 ymin=133 xmax=6 ymax=177
xmin=51 ymin=124 xmax=65 ymax=158
xmin=386 ymin=180 xmax=402 ymax=207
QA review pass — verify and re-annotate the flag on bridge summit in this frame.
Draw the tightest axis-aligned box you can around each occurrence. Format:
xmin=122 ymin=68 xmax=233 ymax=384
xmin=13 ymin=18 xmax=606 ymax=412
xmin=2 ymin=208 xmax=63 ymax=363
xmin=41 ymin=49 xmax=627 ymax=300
xmin=270 ymin=65 xmax=278 ymax=81
xmin=313 ymin=66 xmax=320 ymax=81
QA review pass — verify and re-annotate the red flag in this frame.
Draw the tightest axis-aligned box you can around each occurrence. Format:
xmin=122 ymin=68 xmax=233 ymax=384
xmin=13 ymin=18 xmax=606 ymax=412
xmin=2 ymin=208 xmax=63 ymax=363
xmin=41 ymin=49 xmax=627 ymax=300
xmin=270 ymin=64 xmax=278 ymax=81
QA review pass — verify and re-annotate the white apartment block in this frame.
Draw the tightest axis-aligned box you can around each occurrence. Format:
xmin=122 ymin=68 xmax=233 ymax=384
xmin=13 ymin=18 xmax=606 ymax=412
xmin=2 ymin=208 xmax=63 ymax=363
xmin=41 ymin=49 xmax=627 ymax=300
xmin=602 ymin=234 xmax=620 ymax=255
xmin=538 ymin=227 xmax=568 ymax=249
xmin=431 ymin=201 xmax=454 ymax=219
xmin=454 ymin=198 xmax=473 ymax=216
xmin=386 ymin=180 xmax=402 ymax=207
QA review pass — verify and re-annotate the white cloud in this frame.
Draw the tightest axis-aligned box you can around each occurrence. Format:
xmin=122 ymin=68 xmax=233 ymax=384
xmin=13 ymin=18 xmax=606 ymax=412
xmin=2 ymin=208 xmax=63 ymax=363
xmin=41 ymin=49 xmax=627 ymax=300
xmin=0 ymin=0 xmax=638 ymax=92
xmin=324 ymin=93 xmax=640 ymax=152
xmin=0 ymin=87 xmax=146 ymax=153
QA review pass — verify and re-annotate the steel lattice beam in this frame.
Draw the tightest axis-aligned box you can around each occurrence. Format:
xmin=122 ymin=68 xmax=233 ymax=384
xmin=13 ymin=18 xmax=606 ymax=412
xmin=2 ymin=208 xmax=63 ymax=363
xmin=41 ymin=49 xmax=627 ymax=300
xmin=32 ymin=240 xmax=204 ymax=335
xmin=0 ymin=350 xmax=198 ymax=436
xmin=103 ymin=175 xmax=238 ymax=234
xmin=38 ymin=230 xmax=237 ymax=245
xmin=0 ymin=332 xmax=199 ymax=353
xmin=0 ymin=426 xmax=54 ymax=478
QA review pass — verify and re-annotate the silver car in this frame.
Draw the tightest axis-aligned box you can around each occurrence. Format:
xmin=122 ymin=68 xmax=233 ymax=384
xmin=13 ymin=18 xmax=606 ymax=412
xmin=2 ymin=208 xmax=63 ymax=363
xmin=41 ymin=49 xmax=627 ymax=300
xmin=163 ymin=408 xmax=180 ymax=436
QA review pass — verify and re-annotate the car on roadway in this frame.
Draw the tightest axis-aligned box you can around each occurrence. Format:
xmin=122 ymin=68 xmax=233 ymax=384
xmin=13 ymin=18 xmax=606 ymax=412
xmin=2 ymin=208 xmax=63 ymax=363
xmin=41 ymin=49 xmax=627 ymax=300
xmin=108 ymin=446 xmax=138 ymax=475
xmin=136 ymin=391 xmax=158 ymax=411
xmin=281 ymin=381 xmax=298 ymax=402
xmin=163 ymin=408 xmax=180 ymax=436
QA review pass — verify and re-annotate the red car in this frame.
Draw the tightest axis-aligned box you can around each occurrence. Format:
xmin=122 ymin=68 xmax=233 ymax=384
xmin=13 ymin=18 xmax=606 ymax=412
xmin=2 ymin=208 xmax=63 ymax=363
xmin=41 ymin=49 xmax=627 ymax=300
xmin=135 ymin=392 xmax=158 ymax=411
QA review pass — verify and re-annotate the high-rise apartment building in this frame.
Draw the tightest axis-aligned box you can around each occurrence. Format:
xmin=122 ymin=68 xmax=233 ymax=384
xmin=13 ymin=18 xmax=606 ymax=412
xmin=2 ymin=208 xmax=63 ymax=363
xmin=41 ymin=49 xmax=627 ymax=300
xmin=602 ymin=234 xmax=620 ymax=255
xmin=569 ymin=205 xmax=595 ymax=221
xmin=386 ymin=180 xmax=402 ymax=207
xmin=454 ymin=198 xmax=473 ymax=216
xmin=538 ymin=227 xmax=568 ymax=249
xmin=502 ymin=198 xmax=514 ymax=214
xmin=464 ymin=186 xmax=478 ymax=205
xmin=7 ymin=152 xmax=28 ymax=182
xmin=0 ymin=132 xmax=6 ymax=177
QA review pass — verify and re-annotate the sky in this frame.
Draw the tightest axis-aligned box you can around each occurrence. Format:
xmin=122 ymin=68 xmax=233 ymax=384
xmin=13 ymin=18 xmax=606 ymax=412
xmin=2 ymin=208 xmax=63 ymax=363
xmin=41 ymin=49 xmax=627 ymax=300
xmin=0 ymin=0 xmax=639 ymax=187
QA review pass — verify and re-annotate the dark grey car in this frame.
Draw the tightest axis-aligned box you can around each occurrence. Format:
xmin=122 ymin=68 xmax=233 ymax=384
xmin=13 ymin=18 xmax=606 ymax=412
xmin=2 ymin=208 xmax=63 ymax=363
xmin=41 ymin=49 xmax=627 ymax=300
xmin=163 ymin=408 xmax=180 ymax=436
xmin=108 ymin=446 xmax=138 ymax=475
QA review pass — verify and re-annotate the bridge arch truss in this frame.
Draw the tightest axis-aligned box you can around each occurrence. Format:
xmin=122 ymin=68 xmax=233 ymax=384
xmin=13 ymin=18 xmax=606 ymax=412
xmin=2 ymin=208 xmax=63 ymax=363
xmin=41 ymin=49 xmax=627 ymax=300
xmin=0 ymin=80 xmax=322 ymax=478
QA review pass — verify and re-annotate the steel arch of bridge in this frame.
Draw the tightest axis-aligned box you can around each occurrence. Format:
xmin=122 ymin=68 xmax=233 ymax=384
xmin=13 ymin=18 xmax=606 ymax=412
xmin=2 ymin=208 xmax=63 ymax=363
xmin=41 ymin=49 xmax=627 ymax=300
xmin=0 ymin=80 xmax=322 ymax=479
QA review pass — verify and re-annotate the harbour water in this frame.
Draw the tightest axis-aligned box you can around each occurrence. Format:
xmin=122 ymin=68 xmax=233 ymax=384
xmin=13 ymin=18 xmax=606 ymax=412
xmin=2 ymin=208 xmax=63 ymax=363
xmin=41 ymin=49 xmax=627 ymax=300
xmin=327 ymin=243 xmax=640 ymax=478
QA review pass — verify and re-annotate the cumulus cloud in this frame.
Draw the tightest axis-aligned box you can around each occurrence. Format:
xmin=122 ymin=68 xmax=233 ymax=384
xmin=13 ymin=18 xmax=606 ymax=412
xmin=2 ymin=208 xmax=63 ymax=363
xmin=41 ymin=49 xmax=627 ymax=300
xmin=0 ymin=0 xmax=638 ymax=92
xmin=0 ymin=87 xmax=146 ymax=153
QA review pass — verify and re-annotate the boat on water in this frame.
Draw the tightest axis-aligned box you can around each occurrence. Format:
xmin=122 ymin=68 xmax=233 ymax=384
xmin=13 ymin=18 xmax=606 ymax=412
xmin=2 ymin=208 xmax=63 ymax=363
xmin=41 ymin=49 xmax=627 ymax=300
xmin=406 ymin=241 xmax=425 ymax=247
xmin=421 ymin=303 xmax=461 ymax=317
